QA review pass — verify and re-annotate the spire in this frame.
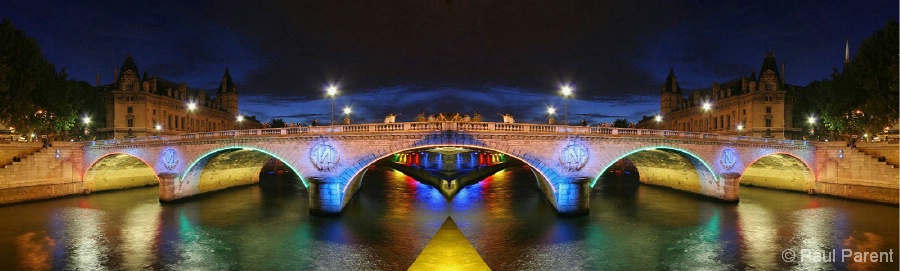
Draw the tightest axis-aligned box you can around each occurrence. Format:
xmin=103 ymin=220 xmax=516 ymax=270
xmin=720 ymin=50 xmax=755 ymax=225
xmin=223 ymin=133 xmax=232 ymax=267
xmin=217 ymin=68 xmax=236 ymax=94
xmin=662 ymin=66 xmax=681 ymax=94
xmin=844 ymin=39 xmax=850 ymax=65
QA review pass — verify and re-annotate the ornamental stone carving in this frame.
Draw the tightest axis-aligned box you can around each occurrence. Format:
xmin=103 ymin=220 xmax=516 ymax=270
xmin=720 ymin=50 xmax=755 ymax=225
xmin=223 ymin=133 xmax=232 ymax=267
xmin=162 ymin=148 xmax=179 ymax=170
xmin=720 ymin=148 xmax=737 ymax=170
xmin=310 ymin=142 xmax=340 ymax=171
xmin=559 ymin=142 xmax=589 ymax=172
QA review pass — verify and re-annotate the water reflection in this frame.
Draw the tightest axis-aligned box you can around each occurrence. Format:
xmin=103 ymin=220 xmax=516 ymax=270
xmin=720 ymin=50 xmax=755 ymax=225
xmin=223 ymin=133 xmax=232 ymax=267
xmin=0 ymin=166 xmax=895 ymax=270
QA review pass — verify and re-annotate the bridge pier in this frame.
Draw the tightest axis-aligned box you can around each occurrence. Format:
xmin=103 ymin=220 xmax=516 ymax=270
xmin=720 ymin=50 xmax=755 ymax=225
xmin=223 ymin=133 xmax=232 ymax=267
xmin=717 ymin=173 xmax=741 ymax=201
xmin=307 ymin=177 xmax=345 ymax=216
xmin=554 ymin=177 xmax=592 ymax=215
xmin=158 ymin=173 xmax=179 ymax=202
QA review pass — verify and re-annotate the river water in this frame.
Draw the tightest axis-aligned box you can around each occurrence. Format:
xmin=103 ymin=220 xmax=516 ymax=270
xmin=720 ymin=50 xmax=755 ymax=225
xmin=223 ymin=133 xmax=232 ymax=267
xmin=0 ymin=166 xmax=897 ymax=270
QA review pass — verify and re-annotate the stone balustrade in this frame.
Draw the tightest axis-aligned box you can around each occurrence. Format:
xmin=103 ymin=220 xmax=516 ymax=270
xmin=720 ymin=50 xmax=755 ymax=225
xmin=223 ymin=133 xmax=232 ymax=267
xmin=86 ymin=121 xmax=810 ymax=147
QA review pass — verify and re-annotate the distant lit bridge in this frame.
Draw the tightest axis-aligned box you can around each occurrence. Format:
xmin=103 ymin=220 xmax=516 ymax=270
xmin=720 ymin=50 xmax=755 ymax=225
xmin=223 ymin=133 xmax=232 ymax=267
xmin=82 ymin=121 xmax=816 ymax=215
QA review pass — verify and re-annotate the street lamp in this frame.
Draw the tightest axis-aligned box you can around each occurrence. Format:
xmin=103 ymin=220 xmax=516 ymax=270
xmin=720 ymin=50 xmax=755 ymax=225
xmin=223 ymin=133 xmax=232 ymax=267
xmin=326 ymin=85 xmax=338 ymax=126
xmin=343 ymin=107 xmax=352 ymax=125
xmin=547 ymin=107 xmax=556 ymax=125
xmin=702 ymin=102 xmax=712 ymax=132
xmin=187 ymin=102 xmax=197 ymax=132
xmin=82 ymin=116 xmax=91 ymax=136
xmin=561 ymin=85 xmax=573 ymax=126
xmin=236 ymin=115 xmax=244 ymax=130
xmin=654 ymin=115 xmax=662 ymax=129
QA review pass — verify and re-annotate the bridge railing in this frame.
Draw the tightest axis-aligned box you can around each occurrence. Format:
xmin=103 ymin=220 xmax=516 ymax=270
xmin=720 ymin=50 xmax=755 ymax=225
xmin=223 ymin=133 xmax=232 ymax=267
xmin=85 ymin=121 xmax=810 ymax=147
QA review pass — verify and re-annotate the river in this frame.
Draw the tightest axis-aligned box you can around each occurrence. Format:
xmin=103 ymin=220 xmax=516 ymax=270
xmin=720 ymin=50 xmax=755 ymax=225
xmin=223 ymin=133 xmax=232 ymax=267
xmin=0 ymin=165 xmax=896 ymax=270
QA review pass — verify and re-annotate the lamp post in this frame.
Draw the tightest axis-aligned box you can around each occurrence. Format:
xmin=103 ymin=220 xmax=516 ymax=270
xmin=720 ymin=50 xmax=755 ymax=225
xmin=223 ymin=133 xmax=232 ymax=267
xmin=702 ymin=102 xmax=712 ymax=133
xmin=654 ymin=114 xmax=662 ymax=130
xmin=343 ymin=107 xmax=352 ymax=125
xmin=155 ymin=124 xmax=161 ymax=136
xmin=237 ymin=115 xmax=244 ymax=130
xmin=808 ymin=116 xmax=816 ymax=137
xmin=737 ymin=124 xmax=744 ymax=136
xmin=82 ymin=117 xmax=90 ymax=136
xmin=326 ymin=85 xmax=338 ymax=126
xmin=547 ymin=107 xmax=556 ymax=125
xmin=561 ymin=85 xmax=573 ymax=126
xmin=187 ymin=102 xmax=197 ymax=132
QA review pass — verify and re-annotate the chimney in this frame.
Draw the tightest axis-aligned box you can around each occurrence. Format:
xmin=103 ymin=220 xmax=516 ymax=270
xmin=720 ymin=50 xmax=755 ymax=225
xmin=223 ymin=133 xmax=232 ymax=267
xmin=113 ymin=68 xmax=118 ymax=86
xmin=96 ymin=73 xmax=100 ymax=87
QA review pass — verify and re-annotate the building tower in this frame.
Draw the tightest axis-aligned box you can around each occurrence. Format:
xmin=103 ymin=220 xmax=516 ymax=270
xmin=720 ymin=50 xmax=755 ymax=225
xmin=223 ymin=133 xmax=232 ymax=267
xmin=217 ymin=68 xmax=238 ymax=115
xmin=757 ymin=51 xmax=781 ymax=91
xmin=660 ymin=67 xmax=683 ymax=114
xmin=117 ymin=56 xmax=142 ymax=91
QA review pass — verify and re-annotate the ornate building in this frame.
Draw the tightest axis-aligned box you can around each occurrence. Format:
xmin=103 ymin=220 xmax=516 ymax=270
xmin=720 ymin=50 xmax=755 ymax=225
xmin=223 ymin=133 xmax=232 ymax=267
xmin=96 ymin=56 xmax=257 ymax=139
xmin=658 ymin=52 xmax=802 ymax=139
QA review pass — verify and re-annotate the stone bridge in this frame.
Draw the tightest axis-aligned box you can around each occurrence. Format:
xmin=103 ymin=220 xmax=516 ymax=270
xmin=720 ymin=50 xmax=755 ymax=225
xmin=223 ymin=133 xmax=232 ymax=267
xmin=81 ymin=122 xmax=817 ymax=215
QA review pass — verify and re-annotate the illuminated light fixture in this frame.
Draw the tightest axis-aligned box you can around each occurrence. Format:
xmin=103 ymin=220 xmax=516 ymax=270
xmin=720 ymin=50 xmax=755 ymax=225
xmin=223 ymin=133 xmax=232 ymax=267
xmin=808 ymin=117 xmax=816 ymax=124
xmin=343 ymin=107 xmax=352 ymax=115
xmin=155 ymin=125 xmax=162 ymax=130
xmin=655 ymin=115 xmax=662 ymax=122
xmin=547 ymin=107 xmax=556 ymax=115
xmin=560 ymin=85 xmax=573 ymax=96
xmin=237 ymin=115 xmax=244 ymax=122
xmin=737 ymin=125 xmax=744 ymax=131
xmin=82 ymin=117 xmax=91 ymax=124
xmin=702 ymin=102 xmax=711 ymax=111
xmin=187 ymin=102 xmax=197 ymax=111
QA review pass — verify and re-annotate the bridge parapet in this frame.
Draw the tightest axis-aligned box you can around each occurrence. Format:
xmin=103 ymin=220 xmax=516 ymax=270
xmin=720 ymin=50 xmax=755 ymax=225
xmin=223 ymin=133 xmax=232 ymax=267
xmin=84 ymin=121 xmax=811 ymax=148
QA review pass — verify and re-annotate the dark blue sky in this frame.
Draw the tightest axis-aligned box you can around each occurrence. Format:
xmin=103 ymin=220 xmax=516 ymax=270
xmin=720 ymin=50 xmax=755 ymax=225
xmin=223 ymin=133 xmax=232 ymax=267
xmin=1 ymin=0 xmax=896 ymax=124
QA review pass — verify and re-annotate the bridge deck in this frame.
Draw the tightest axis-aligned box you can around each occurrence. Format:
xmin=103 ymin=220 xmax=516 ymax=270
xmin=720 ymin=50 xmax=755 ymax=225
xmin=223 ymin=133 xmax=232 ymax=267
xmin=85 ymin=121 xmax=810 ymax=148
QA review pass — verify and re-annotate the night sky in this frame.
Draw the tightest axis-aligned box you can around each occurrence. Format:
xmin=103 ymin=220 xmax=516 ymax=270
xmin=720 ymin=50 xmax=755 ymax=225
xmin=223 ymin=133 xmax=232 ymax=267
xmin=1 ymin=1 xmax=896 ymax=124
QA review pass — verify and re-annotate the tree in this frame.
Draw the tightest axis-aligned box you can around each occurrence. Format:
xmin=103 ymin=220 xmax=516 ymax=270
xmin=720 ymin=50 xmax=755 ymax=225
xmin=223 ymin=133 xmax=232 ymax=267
xmin=0 ymin=19 xmax=54 ymax=134
xmin=269 ymin=118 xmax=286 ymax=128
xmin=803 ymin=20 xmax=899 ymax=138
xmin=0 ymin=19 xmax=98 ymax=139
xmin=612 ymin=118 xmax=629 ymax=128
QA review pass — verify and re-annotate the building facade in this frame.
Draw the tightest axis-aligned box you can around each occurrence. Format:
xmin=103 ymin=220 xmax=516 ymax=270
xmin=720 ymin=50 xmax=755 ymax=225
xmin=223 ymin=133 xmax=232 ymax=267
xmin=658 ymin=52 xmax=801 ymax=139
xmin=96 ymin=57 xmax=256 ymax=139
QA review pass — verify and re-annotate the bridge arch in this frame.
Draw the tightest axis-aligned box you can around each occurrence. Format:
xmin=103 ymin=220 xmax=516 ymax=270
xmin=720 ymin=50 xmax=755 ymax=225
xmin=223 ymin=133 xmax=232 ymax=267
xmin=590 ymin=146 xmax=718 ymax=196
xmin=740 ymin=152 xmax=815 ymax=192
xmin=339 ymin=143 xmax=560 ymax=209
xmin=83 ymin=153 xmax=159 ymax=193
xmin=343 ymin=144 xmax=556 ymax=189
xmin=180 ymin=146 xmax=309 ymax=195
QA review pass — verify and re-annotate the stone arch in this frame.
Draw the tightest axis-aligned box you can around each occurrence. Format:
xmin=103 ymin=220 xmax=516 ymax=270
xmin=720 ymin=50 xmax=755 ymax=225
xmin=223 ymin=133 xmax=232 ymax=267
xmin=590 ymin=146 xmax=718 ymax=195
xmin=740 ymin=152 xmax=815 ymax=192
xmin=342 ymin=144 xmax=555 ymax=189
xmin=180 ymin=146 xmax=309 ymax=195
xmin=337 ymin=143 xmax=560 ymax=208
xmin=83 ymin=153 xmax=159 ymax=192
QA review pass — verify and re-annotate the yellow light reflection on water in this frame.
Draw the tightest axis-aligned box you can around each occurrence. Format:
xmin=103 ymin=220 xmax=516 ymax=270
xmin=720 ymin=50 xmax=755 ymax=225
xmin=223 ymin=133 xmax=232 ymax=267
xmin=737 ymin=203 xmax=779 ymax=270
xmin=122 ymin=203 xmax=162 ymax=270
